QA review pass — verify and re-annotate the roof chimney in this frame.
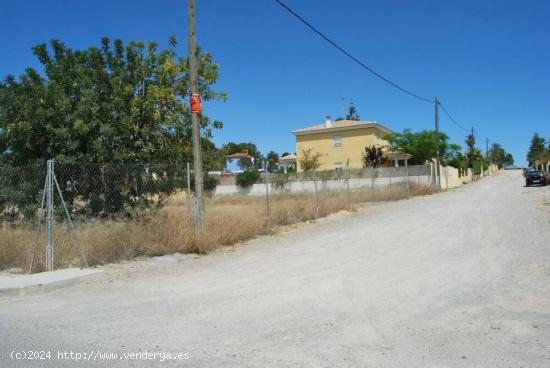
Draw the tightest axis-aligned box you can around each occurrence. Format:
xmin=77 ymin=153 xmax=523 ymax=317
xmin=325 ymin=115 xmax=332 ymax=127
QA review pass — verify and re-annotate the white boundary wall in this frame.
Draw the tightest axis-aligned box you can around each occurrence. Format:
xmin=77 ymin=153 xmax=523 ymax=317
xmin=214 ymin=175 xmax=432 ymax=196
xmin=213 ymin=164 xmax=491 ymax=197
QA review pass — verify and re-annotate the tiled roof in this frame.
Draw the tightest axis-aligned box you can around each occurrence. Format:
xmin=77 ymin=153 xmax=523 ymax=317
xmin=227 ymin=152 xmax=253 ymax=159
xmin=278 ymin=154 xmax=297 ymax=163
xmin=292 ymin=119 xmax=392 ymax=135
xmin=382 ymin=151 xmax=412 ymax=160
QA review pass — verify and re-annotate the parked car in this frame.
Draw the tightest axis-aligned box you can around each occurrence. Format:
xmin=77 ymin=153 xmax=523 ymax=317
xmin=523 ymin=167 xmax=534 ymax=177
xmin=525 ymin=170 xmax=547 ymax=186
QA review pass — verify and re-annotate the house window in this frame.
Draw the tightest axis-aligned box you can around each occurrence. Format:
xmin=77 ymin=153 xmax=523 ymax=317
xmin=333 ymin=135 xmax=342 ymax=147
xmin=334 ymin=162 xmax=343 ymax=172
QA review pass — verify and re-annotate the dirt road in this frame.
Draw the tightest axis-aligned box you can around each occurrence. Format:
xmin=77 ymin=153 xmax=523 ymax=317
xmin=1 ymin=171 xmax=549 ymax=367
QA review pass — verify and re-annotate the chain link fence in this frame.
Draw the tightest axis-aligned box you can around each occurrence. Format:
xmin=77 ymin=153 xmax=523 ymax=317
xmin=1 ymin=161 xmax=436 ymax=273
xmin=206 ymin=165 xmax=437 ymax=252
xmin=0 ymin=163 xmax=46 ymax=272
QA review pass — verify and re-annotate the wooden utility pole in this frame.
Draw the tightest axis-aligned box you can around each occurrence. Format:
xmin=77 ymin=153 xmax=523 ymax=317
xmin=434 ymin=97 xmax=441 ymax=190
xmin=188 ymin=0 xmax=204 ymax=232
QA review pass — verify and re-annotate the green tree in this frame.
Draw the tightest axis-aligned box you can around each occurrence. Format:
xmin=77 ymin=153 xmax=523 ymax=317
xmin=386 ymin=129 xmax=454 ymax=165
xmin=464 ymin=132 xmax=482 ymax=164
xmin=201 ymin=139 xmax=226 ymax=171
xmin=222 ymin=142 xmax=263 ymax=169
xmin=503 ymin=153 xmax=514 ymax=166
xmin=336 ymin=103 xmax=360 ymax=121
xmin=298 ymin=148 xmax=322 ymax=172
xmin=0 ymin=37 xmax=227 ymax=217
xmin=526 ymin=133 xmax=546 ymax=165
xmin=443 ymin=143 xmax=466 ymax=169
xmin=0 ymin=37 xmax=226 ymax=166
xmin=238 ymin=156 xmax=253 ymax=170
xmin=266 ymin=150 xmax=279 ymax=172
xmin=345 ymin=103 xmax=360 ymax=120
xmin=362 ymin=145 xmax=385 ymax=168
xmin=488 ymin=143 xmax=513 ymax=168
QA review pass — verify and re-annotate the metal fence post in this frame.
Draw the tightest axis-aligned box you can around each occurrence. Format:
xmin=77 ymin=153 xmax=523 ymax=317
xmin=46 ymin=159 xmax=54 ymax=271
xmin=370 ymin=168 xmax=374 ymax=202
xmin=405 ymin=159 xmax=410 ymax=197
xmin=28 ymin=174 xmax=48 ymax=274
xmin=389 ymin=168 xmax=393 ymax=201
xmin=346 ymin=169 xmax=351 ymax=210
xmin=401 ymin=170 xmax=407 ymax=198
xmin=186 ymin=162 xmax=192 ymax=220
xmin=265 ymin=164 xmax=271 ymax=232
xmin=313 ymin=173 xmax=320 ymax=218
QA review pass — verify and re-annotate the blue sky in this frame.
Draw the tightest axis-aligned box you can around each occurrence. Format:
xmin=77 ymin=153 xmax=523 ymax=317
xmin=1 ymin=0 xmax=549 ymax=164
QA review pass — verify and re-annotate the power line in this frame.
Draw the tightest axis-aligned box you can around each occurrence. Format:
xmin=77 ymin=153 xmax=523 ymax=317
xmin=438 ymin=102 xmax=469 ymax=132
xmin=439 ymin=102 xmax=491 ymax=149
xmin=274 ymin=0 xmax=433 ymax=103
xmin=274 ymin=0 xmax=494 ymax=148
xmin=438 ymin=102 xmax=494 ymax=154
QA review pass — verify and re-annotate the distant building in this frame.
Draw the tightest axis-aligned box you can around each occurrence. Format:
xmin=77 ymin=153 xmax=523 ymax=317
xmin=226 ymin=150 xmax=254 ymax=173
xmin=292 ymin=115 xmax=393 ymax=171
xmin=278 ymin=153 xmax=297 ymax=173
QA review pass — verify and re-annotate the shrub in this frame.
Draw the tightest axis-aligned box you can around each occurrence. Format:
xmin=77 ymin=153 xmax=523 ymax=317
xmin=236 ymin=169 xmax=260 ymax=188
xmin=203 ymin=174 xmax=219 ymax=191
xmin=362 ymin=145 xmax=385 ymax=168
xmin=271 ymin=174 xmax=289 ymax=189
xmin=472 ymin=160 xmax=483 ymax=175
xmin=298 ymin=148 xmax=322 ymax=172
xmin=191 ymin=173 xmax=219 ymax=192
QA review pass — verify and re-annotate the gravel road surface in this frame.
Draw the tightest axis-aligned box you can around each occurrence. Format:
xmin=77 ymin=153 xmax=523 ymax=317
xmin=1 ymin=171 xmax=549 ymax=367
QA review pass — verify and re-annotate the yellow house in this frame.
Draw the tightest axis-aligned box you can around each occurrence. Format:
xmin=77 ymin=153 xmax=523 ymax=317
xmin=293 ymin=116 xmax=393 ymax=171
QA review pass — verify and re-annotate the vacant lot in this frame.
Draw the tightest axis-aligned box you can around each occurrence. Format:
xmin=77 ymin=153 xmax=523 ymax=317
xmin=1 ymin=181 xmax=431 ymax=273
xmin=1 ymin=171 xmax=549 ymax=367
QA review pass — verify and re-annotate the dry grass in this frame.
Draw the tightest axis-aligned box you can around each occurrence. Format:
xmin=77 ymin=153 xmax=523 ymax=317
xmin=1 ymin=182 xmax=437 ymax=273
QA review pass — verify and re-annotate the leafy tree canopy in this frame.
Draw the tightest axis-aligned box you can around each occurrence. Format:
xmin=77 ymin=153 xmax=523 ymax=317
xmin=221 ymin=142 xmax=263 ymax=169
xmin=386 ymin=129 xmax=455 ymax=165
xmin=504 ymin=153 xmax=514 ymax=166
xmin=0 ymin=37 xmax=227 ymax=166
xmin=298 ymin=148 xmax=322 ymax=172
xmin=336 ymin=103 xmax=360 ymax=121
xmin=266 ymin=150 xmax=279 ymax=172
xmin=526 ymin=132 xmax=546 ymax=165
xmin=488 ymin=143 xmax=513 ymax=168
xmin=444 ymin=143 xmax=465 ymax=169
xmin=0 ymin=37 xmax=227 ymax=218
xmin=464 ymin=132 xmax=481 ymax=163
xmin=362 ymin=145 xmax=385 ymax=168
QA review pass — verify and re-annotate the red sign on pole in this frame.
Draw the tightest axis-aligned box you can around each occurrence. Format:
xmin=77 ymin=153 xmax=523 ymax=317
xmin=190 ymin=93 xmax=201 ymax=113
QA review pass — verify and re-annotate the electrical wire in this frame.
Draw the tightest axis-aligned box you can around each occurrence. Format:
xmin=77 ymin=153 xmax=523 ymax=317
xmin=438 ymin=102 xmax=469 ymax=132
xmin=274 ymin=0 xmax=433 ymax=103
xmin=274 ymin=0 xmax=495 ymax=147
